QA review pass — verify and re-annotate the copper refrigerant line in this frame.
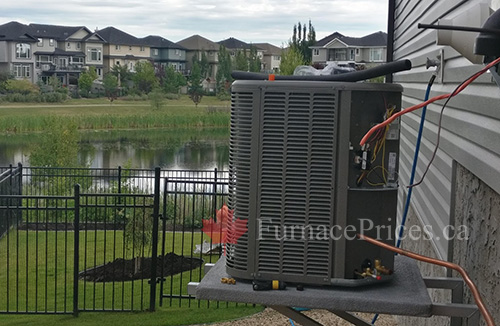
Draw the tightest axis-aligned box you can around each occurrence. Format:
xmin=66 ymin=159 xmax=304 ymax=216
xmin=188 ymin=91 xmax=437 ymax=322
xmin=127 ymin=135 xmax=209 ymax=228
xmin=357 ymin=233 xmax=495 ymax=326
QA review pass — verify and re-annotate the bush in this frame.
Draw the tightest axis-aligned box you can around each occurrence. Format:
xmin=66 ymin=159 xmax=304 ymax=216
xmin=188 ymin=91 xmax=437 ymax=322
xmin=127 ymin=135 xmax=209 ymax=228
xmin=217 ymin=92 xmax=231 ymax=101
xmin=4 ymin=79 xmax=39 ymax=94
xmin=165 ymin=93 xmax=180 ymax=100
xmin=42 ymin=92 xmax=66 ymax=103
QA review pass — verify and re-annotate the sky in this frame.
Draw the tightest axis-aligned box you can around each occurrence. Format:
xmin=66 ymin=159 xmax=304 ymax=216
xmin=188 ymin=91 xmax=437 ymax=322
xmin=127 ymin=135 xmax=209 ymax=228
xmin=1 ymin=0 xmax=388 ymax=46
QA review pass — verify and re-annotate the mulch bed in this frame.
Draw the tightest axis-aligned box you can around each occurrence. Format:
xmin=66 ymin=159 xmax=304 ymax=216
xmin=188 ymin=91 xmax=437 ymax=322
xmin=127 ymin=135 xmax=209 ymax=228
xmin=79 ymin=252 xmax=204 ymax=282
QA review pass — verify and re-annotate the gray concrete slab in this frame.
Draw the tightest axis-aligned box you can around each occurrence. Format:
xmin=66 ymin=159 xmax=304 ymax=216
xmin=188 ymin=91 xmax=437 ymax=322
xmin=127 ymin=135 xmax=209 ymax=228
xmin=195 ymin=255 xmax=433 ymax=317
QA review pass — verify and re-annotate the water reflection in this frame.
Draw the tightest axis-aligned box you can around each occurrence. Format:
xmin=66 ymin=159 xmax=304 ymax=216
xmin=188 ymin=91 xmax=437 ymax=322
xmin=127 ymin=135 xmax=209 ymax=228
xmin=0 ymin=128 xmax=229 ymax=170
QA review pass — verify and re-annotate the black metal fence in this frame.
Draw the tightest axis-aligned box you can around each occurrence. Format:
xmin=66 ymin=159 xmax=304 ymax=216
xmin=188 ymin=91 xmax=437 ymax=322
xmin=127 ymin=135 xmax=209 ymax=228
xmin=0 ymin=165 xmax=228 ymax=315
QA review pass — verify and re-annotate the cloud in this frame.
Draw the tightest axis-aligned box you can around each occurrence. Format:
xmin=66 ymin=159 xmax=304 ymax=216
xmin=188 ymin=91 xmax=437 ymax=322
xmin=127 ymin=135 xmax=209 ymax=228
xmin=2 ymin=0 xmax=387 ymax=46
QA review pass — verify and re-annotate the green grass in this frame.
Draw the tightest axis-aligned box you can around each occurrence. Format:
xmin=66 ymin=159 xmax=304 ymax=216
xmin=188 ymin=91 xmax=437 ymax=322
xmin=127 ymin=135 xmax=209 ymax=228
xmin=0 ymin=96 xmax=230 ymax=133
xmin=0 ymin=230 xmax=261 ymax=325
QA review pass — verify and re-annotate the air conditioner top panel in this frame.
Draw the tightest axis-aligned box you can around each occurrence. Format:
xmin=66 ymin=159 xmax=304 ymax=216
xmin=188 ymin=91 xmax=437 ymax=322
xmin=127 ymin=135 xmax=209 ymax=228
xmin=231 ymin=80 xmax=404 ymax=93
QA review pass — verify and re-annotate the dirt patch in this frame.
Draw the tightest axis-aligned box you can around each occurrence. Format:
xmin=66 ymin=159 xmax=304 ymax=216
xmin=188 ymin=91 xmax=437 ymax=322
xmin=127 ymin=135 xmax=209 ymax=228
xmin=79 ymin=252 xmax=203 ymax=282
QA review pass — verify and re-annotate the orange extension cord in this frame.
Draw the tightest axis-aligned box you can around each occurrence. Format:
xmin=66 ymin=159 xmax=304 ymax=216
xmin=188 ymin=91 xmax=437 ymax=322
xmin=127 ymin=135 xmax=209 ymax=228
xmin=360 ymin=56 xmax=500 ymax=146
xmin=357 ymin=234 xmax=496 ymax=326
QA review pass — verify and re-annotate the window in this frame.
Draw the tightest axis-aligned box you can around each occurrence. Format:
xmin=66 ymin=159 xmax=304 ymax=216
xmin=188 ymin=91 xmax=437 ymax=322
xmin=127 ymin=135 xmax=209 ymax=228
xmin=313 ymin=49 xmax=319 ymax=56
xmin=153 ymin=49 xmax=158 ymax=56
xmin=67 ymin=42 xmax=71 ymax=49
xmin=129 ymin=46 xmax=132 ymax=51
xmin=349 ymin=49 xmax=355 ymax=61
xmin=175 ymin=49 xmax=180 ymax=55
xmin=369 ymin=48 xmax=383 ymax=61
xmin=96 ymin=68 xmax=102 ymax=76
xmin=37 ymin=38 xmax=43 ymax=47
xmin=273 ymin=55 xmax=281 ymax=60
xmin=71 ymin=57 xmax=84 ymax=64
xmin=89 ymin=48 xmax=102 ymax=61
xmin=129 ymin=62 xmax=133 ymax=70
xmin=49 ymin=39 xmax=54 ymax=46
xmin=140 ymin=46 xmax=145 ymax=52
xmin=355 ymin=48 xmax=360 ymax=55
xmin=116 ymin=45 xmax=121 ymax=50
xmin=76 ymin=42 xmax=81 ymax=50
xmin=15 ymin=43 xmax=31 ymax=59
xmin=14 ymin=64 xmax=30 ymax=78
xmin=334 ymin=49 xmax=347 ymax=61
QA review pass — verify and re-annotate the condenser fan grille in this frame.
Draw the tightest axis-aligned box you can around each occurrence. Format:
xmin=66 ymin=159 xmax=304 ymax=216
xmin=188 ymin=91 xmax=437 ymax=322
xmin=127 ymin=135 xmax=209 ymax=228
xmin=256 ymin=90 xmax=336 ymax=277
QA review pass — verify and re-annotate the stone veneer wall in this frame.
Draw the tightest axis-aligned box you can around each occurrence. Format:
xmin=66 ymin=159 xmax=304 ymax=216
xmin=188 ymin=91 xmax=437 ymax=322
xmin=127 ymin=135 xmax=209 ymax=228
xmin=396 ymin=163 xmax=500 ymax=326
xmin=452 ymin=163 xmax=500 ymax=325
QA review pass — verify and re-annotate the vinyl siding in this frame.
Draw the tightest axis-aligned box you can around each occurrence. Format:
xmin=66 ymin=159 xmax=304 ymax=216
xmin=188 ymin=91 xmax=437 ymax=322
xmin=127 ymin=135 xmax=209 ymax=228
xmin=393 ymin=0 xmax=500 ymax=259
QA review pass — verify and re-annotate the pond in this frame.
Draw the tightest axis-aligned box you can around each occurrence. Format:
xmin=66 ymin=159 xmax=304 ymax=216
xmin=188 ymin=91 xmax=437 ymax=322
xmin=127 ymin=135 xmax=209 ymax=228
xmin=0 ymin=128 xmax=230 ymax=170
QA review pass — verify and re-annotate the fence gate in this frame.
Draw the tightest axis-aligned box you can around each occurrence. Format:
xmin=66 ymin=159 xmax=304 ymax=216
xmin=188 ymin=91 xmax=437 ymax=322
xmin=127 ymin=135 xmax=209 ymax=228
xmin=159 ymin=172 xmax=228 ymax=307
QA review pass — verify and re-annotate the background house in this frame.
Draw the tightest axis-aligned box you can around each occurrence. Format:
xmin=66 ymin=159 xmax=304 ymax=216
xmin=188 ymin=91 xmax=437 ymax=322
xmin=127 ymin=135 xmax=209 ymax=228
xmin=97 ymin=26 xmax=151 ymax=74
xmin=177 ymin=34 xmax=219 ymax=92
xmin=0 ymin=21 xmax=105 ymax=85
xmin=0 ymin=21 xmax=38 ymax=83
xmin=142 ymin=35 xmax=187 ymax=74
xmin=310 ymin=31 xmax=387 ymax=68
xmin=29 ymin=23 xmax=100 ymax=85
xmin=254 ymin=42 xmax=282 ymax=73
xmin=391 ymin=1 xmax=500 ymax=325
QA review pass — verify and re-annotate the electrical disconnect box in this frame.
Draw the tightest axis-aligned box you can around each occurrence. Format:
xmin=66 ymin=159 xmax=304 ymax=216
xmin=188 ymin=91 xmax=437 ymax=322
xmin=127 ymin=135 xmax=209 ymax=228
xmin=226 ymin=80 xmax=402 ymax=286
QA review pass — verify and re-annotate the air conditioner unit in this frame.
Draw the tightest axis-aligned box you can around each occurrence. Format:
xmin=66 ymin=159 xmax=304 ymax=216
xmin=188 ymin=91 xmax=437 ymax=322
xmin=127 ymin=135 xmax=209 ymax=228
xmin=226 ymin=80 xmax=402 ymax=287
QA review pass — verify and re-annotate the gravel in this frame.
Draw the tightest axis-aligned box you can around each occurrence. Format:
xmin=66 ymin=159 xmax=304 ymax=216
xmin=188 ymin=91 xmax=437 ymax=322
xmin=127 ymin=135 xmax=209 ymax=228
xmin=193 ymin=307 xmax=399 ymax=326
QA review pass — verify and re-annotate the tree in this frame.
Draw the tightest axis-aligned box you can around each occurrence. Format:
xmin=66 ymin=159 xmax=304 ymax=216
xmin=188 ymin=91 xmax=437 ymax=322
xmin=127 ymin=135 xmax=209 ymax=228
xmin=111 ymin=63 xmax=132 ymax=89
xmin=163 ymin=65 xmax=186 ymax=94
xmin=102 ymin=73 xmax=119 ymax=103
xmin=248 ymin=45 xmax=262 ymax=72
xmin=188 ymin=61 xmax=204 ymax=107
xmin=30 ymin=118 xmax=80 ymax=168
xmin=279 ymin=45 xmax=305 ymax=75
xmin=290 ymin=20 xmax=316 ymax=64
xmin=133 ymin=61 xmax=158 ymax=94
xmin=149 ymin=88 xmax=164 ymax=111
xmin=216 ymin=45 xmax=232 ymax=94
xmin=200 ymin=51 xmax=210 ymax=78
xmin=234 ymin=49 xmax=248 ymax=71
xmin=78 ymin=66 xmax=98 ymax=97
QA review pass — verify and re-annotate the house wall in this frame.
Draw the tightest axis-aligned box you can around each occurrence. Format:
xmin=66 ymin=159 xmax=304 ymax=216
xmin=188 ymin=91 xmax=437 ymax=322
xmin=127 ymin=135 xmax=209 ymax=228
xmin=35 ymin=38 xmax=57 ymax=52
xmin=167 ymin=48 xmax=185 ymax=62
xmin=393 ymin=0 xmax=500 ymax=324
xmin=0 ymin=41 xmax=9 ymax=62
xmin=7 ymin=41 xmax=36 ymax=82
xmin=108 ymin=44 xmax=150 ymax=58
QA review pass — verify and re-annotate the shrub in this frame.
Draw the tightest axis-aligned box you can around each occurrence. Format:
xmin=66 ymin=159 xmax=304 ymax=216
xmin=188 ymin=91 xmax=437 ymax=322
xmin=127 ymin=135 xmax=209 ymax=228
xmin=165 ymin=93 xmax=180 ymax=100
xmin=4 ymin=79 xmax=39 ymax=94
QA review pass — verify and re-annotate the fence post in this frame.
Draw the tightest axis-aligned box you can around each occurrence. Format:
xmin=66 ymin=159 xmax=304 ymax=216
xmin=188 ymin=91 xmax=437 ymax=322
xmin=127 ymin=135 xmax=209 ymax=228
xmin=149 ymin=167 xmax=161 ymax=312
xmin=118 ymin=166 xmax=122 ymax=195
xmin=17 ymin=163 xmax=22 ymax=224
xmin=73 ymin=184 xmax=80 ymax=317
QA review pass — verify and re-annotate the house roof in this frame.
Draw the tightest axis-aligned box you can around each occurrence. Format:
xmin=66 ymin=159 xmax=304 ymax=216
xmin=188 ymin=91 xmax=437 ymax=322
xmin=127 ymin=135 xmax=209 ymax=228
xmin=217 ymin=37 xmax=251 ymax=50
xmin=96 ymin=26 xmax=145 ymax=46
xmin=254 ymin=43 xmax=282 ymax=55
xmin=0 ymin=21 xmax=38 ymax=42
xmin=142 ymin=35 xmax=186 ymax=50
xmin=29 ymin=23 xmax=90 ymax=40
xmin=177 ymin=34 xmax=218 ymax=51
xmin=312 ymin=31 xmax=387 ymax=48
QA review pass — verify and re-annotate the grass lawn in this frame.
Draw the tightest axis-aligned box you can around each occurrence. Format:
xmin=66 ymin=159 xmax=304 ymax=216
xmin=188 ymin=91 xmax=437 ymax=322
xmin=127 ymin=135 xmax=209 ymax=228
xmin=0 ymin=229 xmax=261 ymax=325
xmin=0 ymin=95 xmax=230 ymax=133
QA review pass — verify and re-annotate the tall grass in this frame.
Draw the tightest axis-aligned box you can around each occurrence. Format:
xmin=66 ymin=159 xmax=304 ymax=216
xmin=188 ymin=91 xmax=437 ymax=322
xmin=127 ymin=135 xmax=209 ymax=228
xmin=0 ymin=97 xmax=230 ymax=133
